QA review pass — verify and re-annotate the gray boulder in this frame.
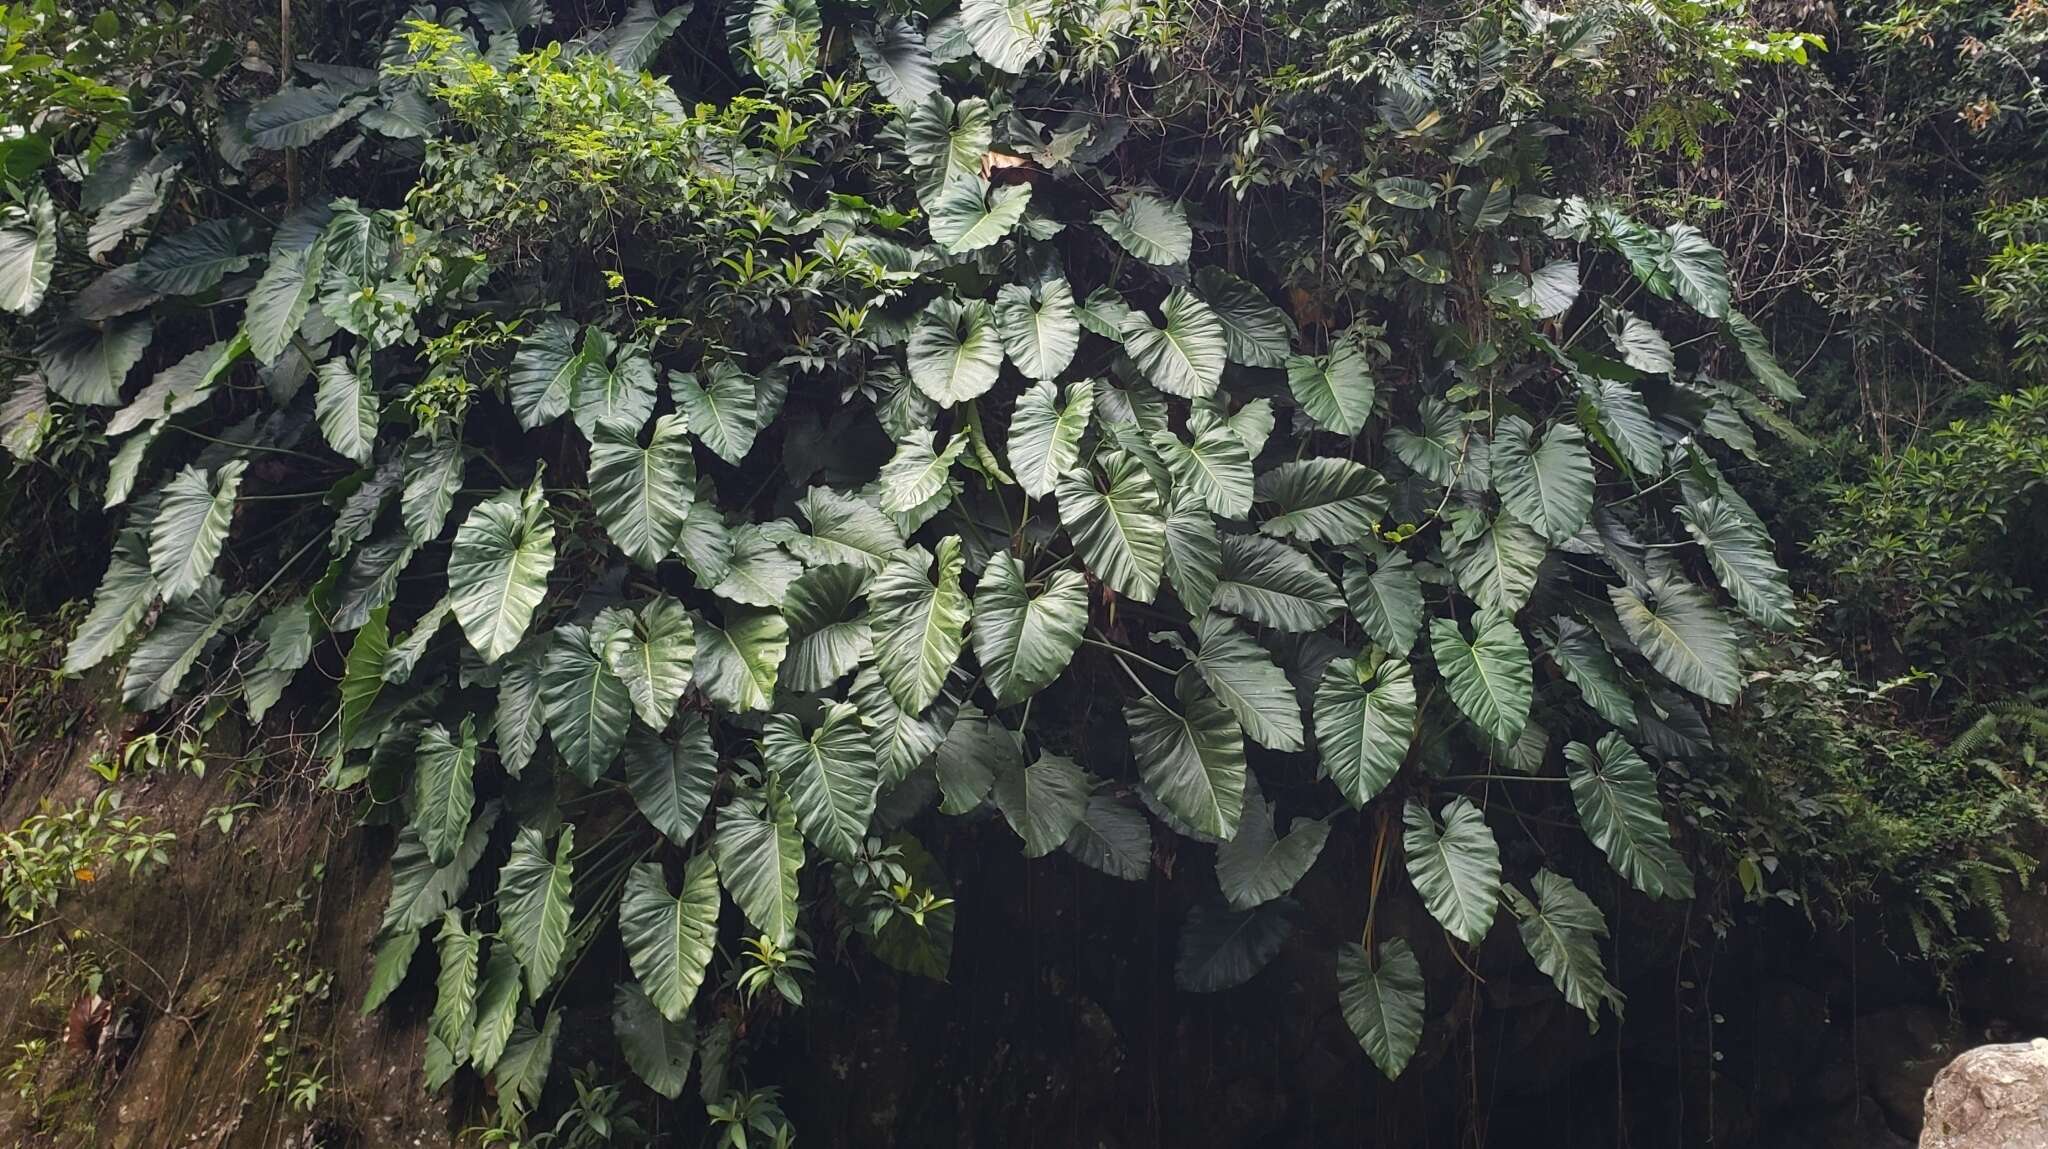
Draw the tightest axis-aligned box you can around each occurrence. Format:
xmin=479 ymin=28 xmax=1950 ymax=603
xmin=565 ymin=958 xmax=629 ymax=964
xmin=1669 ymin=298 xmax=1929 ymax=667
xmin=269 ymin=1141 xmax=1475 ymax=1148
xmin=1921 ymin=1039 xmax=2048 ymax=1149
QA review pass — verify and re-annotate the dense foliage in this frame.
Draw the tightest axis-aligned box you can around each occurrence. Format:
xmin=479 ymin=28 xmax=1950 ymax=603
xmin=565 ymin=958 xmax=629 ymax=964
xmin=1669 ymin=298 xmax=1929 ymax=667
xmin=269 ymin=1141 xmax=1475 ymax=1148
xmin=0 ymin=0 xmax=2042 ymax=1140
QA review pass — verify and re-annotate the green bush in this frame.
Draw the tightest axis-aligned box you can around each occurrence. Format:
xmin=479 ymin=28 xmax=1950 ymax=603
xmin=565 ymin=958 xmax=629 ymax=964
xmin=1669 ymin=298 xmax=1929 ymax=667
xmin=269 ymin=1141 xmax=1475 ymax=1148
xmin=0 ymin=0 xmax=1829 ymax=1132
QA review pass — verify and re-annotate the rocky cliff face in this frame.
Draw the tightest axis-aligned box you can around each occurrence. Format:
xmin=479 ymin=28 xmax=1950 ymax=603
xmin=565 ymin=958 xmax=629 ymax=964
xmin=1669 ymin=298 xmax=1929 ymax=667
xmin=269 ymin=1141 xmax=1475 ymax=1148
xmin=0 ymin=683 xmax=2039 ymax=1148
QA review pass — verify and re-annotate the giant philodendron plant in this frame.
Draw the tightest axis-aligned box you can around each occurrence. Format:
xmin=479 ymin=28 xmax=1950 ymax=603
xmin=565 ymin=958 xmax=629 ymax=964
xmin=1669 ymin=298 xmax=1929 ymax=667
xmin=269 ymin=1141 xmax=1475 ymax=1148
xmin=6 ymin=0 xmax=1802 ymax=1121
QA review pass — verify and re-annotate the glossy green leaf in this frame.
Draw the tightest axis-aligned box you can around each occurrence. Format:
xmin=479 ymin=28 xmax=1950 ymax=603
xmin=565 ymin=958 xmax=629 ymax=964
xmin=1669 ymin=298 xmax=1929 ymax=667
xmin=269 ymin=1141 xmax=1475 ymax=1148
xmin=1094 ymin=192 xmax=1191 ymax=264
xmin=149 ymin=460 xmax=245 ymax=602
xmin=588 ymin=412 xmax=695 ymax=567
xmin=623 ymin=714 xmax=718 ymax=846
xmin=1006 ymin=379 xmax=1093 ymax=499
xmin=1126 ymin=676 xmax=1246 ymax=840
xmin=1256 ymin=458 xmax=1388 ymax=545
xmin=1216 ymin=782 xmax=1329 ymax=909
xmin=1286 ymin=342 xmax=1375 ymax=435
xmin=673 ymin=360 xmax=760 ymax=464
xmin=541 ymin=623 xmax=633 ymax=784
xmin=928 ymin=176 xmax=1031 ymax=254
xmin=1192 ymin=266 xmax=1290 ymax=368
xmin=612 ymin=980 xmax=694 ymax=1100
xmin=994 ymin=279 xmax=1080 ymax=382
xmin=1493 ymin=417 xmax=1595 ymax=544
xmin=713 ymin=794 xmax=804 ymax=946
xmin=448 ymin=480 xmax=556 ymax=664
xmin=907 ymin=297 xmax=1004 ymax=407
xmin=1121 ymin=288 xmax=1226 ymax=398
xmin=499 ymin=825 xmax=575 ymax=998
xmin=1174 ymin=898 xmax=1297 ymax=992
xmin=1338 ymin=938 xmax=1425 ymax=1080
xmin=1058 ymin=454 xmax=1167 ymax=601
xmin=1192 ymin=612 xmax=1304 ymax=751
xmin=1429 ymin=610 xmax=1532 ymax=746
xmin=973 ymin=552 xmax=1087 ymax=706
xmin=1566 ymin=733 xmax=1694 ymax=900
xmin=960 ymin=0 xmax=1052 ymax=71
xmin=693 ymin=608 xmax=787 ymax=712
xmin=871 ymin=537 xmax=970 ymax=714
xmin=1508 ymin=869 xmax=1623 ymax=1028
xmin=1212 ymin=534 xmax=1342 ymax=633
xmin=1608 ymin=576 xmax=1739 ymax=705
xmin=990 ymin=751 xmax=1089 ymax=858
xmin=783 ymin=563 xmax=873 ymax=692
xmin=1154 ymin=418 xmax=1255 ymax=518
xmin=1343 ymin=550 xmax=1423 ymax=655
xmin=620 ymin=855 xmax=721 ymax=1023
xmin=1402 ymin=798 xmax=1500 ymax=944
xmin=413 ymin=718 xmax=478 ymax=866
xmin=1313 ymin=656 xmax=1415 ymax=807
xmin=766 ymin=701 xmax=880 ymax=861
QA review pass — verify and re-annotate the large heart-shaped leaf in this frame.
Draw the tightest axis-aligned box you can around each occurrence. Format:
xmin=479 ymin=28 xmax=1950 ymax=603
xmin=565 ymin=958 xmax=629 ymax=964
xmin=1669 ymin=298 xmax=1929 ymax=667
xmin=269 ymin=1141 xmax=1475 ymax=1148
xmin=246 ymin=234 xmax=327 ymax=365
xmin=149 ymin=460 xmax=245 ymax=602
xmin=1121 ymin=288 xmax=1226 ymax=398
xmin=1191 ymin=612 xmax=1303 ymax=752
xmin=1164 ymin=491 xmax=1221 ymax=617
xmin=623 ymin=715 xmax=718 ymax=846
xmin=495 ymin=644 xmax=547 ymax=778
xmin=993 ymin=279 xmax=1080 ymax=382
xmin=879 ymin=429 xmax=968 ymax=515
xmin=903 ymin=93 xmax=991 ymax=184
xmin=0 ymin=192 xmax=55 ymax=315
xmin=907 ymin=297 xmax=1004 ymax=407
xmin=1212 ymin=534 xmax=1342 ymax=633
xmin=1062 ymin=791 xmax=1153 ymax=880
xmin=1154 ymin=417 xmax=1254 ymax=517
xmin=1006 ymin=379 xmax=1093 ymax=499
xmin=612 ymin=980 xmax=694 ymax=1100
xmin=1215 ymin=780 xmax=1330 ymax=909
xmin=1058 ymin=454 xmax=1167 ymax=601
xmin=1286 ymin=342 xmax=1374 ymax=435
xmin=1256 ymin=458 xmax=1388 ymax=544
xmin=973 ymin=552 xmax=1087 ymax=706
xmin=541 ymin=623 xmax=633 ymax=784
xmin=1447 ymin=511 xmax=1546 ymax=616
xmin=401 ymin=435 xmax=465 ymax=545
xmin=430 ymin=912 xmax=480 ymax=1065
xmin=1663 ymin=222 xmax=1731 ymax=319
xmin=1402 ymin=798 xmax=1500 ymax=944
xmin=960 ymin=0 xmax=1052 ymax=71
xmin=569 ymin=329 xmax=658 ymax=440
xmin=1608 ymin=576 xmax=1739 ymax=705
xmin=765 ymin=701 xmax=880 ymax=861
xmin=713 ymin=794 xmax=804 ymax=946
xmin=990 ymin=751 xmax=1090 ymax=858
xmin=870 ymin=537 xmax=970 ymax=713
xmin=853 ymin=665 xmax=957 ymax=784
xmin=448 ymin=480 xmax=556 ymax=664
xmin=1429 ymin=610 xmax=1531 ymax=746
xmin=783 ymin=563 xmax=872 ymax=692
xmin=65 ymin=530 xmax=158 ymax=674
xmin=412 ymin=718 xmax=478 ymax=866
xmin=928 ymin=176 xmax=1031 ymax=254
xmin=795 ymin=486 xmax=905 ymax=573
xmin=1193 ymin=266 xmax=1290 ymax=368
xmin=606 ymin=0 xmax=689 ymax=70
xmin=1679 ymin=496 xmax=1795 ymax=631
xmin=589 ymin=413 xmax=695 ymax=567
xmin=38 ymin=315 xmax=154 ymax=406
xmin=1094 ymin=192 xmax=1191 ymax=264
xmin=602 ymin=596 xmax=695 ymax=729
xmin=508 ymin=316 xmax=581 ymax=430
xmin=672 ymin=360 xmax=761 ymax=464
xmin=692 ymin=608 xmax=787 ymax=712
xmin=1313 ymin=656 xmax=1415 ymax=807
xmin=499 ymin=825 xmax=575 ymax=998
xmin=378 ymin=802 xmax=499 ymax=939
xmin=1508 ymin=869 xmax=1624 ymax=1027
xmin=136 ymin=218 xmax=257 ymax=296
xmin=247 ymin=83 xmax=366 ymax=148
xmin=1338 ymin=938 xmax=1425 ymax=1080
xmin=853 ymin=17 xmax=939 ymax=106
xmin=1566 ymin=733 xmax=1694 ymax=900
xmin=1343 ymin=550 xmax=1423 ymax=655
xmin=1126 ymin=676 xmax=1246 ymax=840
xmin=1174 ymin=898 xmax=1297 ymax=992
xmin=121 ymin=581 xmax=232 ymax=711
xmin=1546 ymin=617 xmax=1637 ymax=730
xmin=620 ymin=855 xmax=721 ymax=1023
xmin=468 ymin=946 xmax=521 ymax=1073
xmin=1493 ymin=416 xmax=1595 ymax=544
xmin=1579 ymin=378 xmax=1664 ymax=476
